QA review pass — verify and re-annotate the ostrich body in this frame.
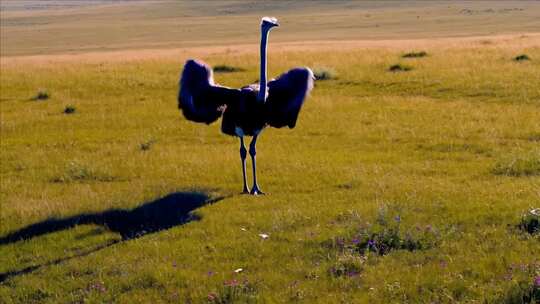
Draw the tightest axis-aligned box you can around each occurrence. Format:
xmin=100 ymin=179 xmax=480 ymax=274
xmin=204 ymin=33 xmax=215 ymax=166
xmin=178 ymin=17 xmax=314 ymax=195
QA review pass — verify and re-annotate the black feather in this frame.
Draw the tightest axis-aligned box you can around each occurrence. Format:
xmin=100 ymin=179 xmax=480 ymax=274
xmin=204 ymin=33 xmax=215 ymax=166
xmin=178 ymin=59 xmax=314 ymax=134
xmin=178 ymin=59 xmax=240 ymax=124
xmin=266 ymin=68 xmax=314 ymax=128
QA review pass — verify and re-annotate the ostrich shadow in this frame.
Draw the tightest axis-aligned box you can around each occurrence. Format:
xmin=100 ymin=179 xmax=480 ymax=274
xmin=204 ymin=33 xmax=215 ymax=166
xmin=0 ymin=191 xmax=225 ymax=282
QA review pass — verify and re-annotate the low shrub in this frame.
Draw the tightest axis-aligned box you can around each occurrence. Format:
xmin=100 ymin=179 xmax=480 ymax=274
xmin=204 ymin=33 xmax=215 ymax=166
xmin=329 ymin=207 xmax=440 ymax=257
xmin=213 ymin=65 xmax=244 ymax=73
xmin=313 ymin=67 xmax=337 ymax=80
xmin=329 ymin=253 xmax=364 ymax=278
xmin=514 ymin=54 xmax=531 ymax=62
xmin=63 ymin=105 xmax=76 ymax=114
xmin=388 ymin=64 xmax=412 ymax=72
xmin=31 ymin=89 xmax=50 ymax=101
xmin=498 ymin=276 xmax=540 ymax=303
xmin=519 ymin=208 xmax=540 ymax=235
xmin=402 ymin=51 xmax=428 ymax=58
xmin=140 ymin=139 xmax=156 ymax=151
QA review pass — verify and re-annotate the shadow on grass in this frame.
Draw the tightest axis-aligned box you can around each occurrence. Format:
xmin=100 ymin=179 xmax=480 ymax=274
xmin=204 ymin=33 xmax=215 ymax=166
xmin=0 ymin=191 xmax=225 ymax=282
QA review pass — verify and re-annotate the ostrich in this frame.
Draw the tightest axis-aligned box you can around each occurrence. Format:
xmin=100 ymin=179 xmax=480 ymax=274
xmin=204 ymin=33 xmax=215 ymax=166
xmin=178 ymin=17 xmax=314 ymax=195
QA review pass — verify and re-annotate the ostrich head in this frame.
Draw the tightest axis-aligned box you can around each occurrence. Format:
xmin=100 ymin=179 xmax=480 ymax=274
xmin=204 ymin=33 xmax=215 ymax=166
xmin=261 ymin=16 xmax=279 ymax=30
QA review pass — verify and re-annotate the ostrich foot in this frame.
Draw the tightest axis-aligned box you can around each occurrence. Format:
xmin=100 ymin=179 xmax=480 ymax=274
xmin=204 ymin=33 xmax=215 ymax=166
xmin=250 ymin=186 xmax=265 ymax=196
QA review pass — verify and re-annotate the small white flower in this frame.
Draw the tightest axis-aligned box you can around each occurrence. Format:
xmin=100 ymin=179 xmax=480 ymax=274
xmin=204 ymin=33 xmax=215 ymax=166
xmin=258 ymin=233 xmax=269 ymax=240
xmin=234 ymin=268 xmax=243 ymax=273
xmin=530 ymin=208 xmax=540 ymax=216
xmin=240 ymin=227 xmax=247 ymax=231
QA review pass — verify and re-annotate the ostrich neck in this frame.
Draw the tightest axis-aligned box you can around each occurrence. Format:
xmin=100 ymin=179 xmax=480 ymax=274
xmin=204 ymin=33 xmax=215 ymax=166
xmin=258 ymin=27 xmax=270 ymax=103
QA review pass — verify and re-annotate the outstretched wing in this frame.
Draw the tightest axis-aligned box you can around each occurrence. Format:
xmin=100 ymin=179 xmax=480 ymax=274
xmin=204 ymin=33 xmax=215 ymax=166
xmin=178 ymin=59 xmax=241 ymax=124
xmin=266 ymin=67 xmax=314 ymax=128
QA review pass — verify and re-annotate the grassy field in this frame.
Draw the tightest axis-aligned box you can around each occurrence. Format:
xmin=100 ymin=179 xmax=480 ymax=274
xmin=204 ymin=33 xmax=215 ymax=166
xmin=1 ymin=1 xmax=540 ymax=303
xmin=2 ymin=0 xmax=540 ymax=56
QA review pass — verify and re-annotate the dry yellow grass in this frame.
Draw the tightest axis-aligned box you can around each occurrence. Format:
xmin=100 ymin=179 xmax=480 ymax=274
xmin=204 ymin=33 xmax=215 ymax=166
xmin=2 ymin=0 xmax=540 ymax=57
xmin=1 ymin=33 xmax=539 ymax=68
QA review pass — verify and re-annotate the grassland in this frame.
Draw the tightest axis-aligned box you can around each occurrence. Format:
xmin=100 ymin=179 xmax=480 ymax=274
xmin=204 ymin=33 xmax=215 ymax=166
xmin=1 ymin=1 xmax=540 ymax=303
xmin=2 ymin=0 xmax=540 ymax=56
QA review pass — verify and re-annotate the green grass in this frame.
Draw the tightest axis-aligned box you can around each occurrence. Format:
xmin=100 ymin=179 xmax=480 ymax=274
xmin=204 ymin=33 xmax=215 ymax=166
xmin=1 ymin=43 xmax=540 ymax=303
xmin=492 ymin=153 xmax=540 ymax=177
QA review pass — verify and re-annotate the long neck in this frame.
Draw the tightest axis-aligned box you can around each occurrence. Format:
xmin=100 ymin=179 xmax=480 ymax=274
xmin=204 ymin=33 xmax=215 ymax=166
xmin=258 ymin=27 xmax=270 ymax=103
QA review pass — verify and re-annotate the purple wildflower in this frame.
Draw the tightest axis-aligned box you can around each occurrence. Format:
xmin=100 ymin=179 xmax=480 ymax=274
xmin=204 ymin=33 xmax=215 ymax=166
xmin=352 ymin=238 xmax=360 ymax=244
xmin=534 ymin=276 xmax=540 ymax=287
xmin=394 ymin=215 xmax=401 ymax=222
xmin=88 ymin=281 xmax=106 ymax=293
xmin=347 ymin=270 xmax=360 ymax=277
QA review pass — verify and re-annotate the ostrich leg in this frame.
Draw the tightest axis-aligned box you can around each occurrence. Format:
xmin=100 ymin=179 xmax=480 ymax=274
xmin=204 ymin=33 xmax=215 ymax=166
xmin=249 ymin=133 xmax=264 ymax=195
xmin=239 ymin=137 xmax=249 ymax=194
